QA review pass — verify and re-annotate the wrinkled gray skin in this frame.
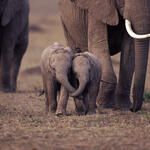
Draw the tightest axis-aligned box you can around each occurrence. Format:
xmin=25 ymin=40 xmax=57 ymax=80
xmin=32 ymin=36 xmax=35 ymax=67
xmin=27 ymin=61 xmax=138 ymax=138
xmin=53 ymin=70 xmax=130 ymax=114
xmin=40 ymin=43 xmax=75 ymax=115
xmin=58 ymin=0 xmax=150 ymax=112
xmin=70 ymin=52 xmax=102 ymax=115
xmin=0 ymin=0 xmax=29 ymax=92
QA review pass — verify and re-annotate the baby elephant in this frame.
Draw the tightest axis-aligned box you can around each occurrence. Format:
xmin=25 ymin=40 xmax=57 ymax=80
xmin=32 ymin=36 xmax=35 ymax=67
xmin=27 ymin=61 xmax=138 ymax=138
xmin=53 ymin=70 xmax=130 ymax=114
xmin=40 ymin=43 xmax=75 ymax=115
xmin=70 ymin=52 xmax=102 ymax=115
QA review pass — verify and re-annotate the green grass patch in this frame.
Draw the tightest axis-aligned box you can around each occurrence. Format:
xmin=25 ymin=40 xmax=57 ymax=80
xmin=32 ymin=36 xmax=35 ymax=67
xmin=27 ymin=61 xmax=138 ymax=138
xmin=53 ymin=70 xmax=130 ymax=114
xmin=144 ymin=90 xmax=150 ymax=102
xmin=143 ymin=112 xmax=150 ymax=121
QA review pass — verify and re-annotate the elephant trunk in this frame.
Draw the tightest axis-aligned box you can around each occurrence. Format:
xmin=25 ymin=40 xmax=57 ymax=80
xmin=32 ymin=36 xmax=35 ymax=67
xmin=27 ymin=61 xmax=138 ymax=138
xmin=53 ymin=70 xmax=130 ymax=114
xmin=56 ymin=71 xmax=75 ymax=93
xmin=70 ymin=74 xmax=89 ymax=97
xmin=124 ymin=5 xmax=150 ymax=111
xmin=131 ymin=38 xmax=149 ymax=112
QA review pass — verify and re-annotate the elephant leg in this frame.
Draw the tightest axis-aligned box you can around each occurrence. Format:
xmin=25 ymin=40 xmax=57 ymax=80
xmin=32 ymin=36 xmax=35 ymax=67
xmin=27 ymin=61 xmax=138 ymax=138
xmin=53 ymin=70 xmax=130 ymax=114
xmin=41 ymin=72 xmax=49 ymax=113
xmin=45 ymin=75 xmax=57 ymax=113
xmin=74 ymin=97 xmax=87 ymax=115
xmin=131 ymin=39 xmax=149 ymax=112
xmin=0 ymin=49 xmax=1 ymax=86
xmin=56 ymin=86 xmax=69 ymax=116
xmin=11 ymin=42 xmax=27 ymax=92
xmin=61 ymin=20 xmax=77 ymax=52
xmin=43 ymin=84 xmax=49 ymax=113
xmin=0 ymin=41 xmax=15 ymax=92
xmin=87 ymin=81 xmax=98 ymax=114
xmin=88 ymin=16 xmax=117 ymax=108
xmin=11 ymin=27 xmax=28 ymax=92
xmin=72 ymin=75 xmax=87 ymax=115
xmin=59 ymin=0 xmax=88 ymax=53
xmin=115 ymin=33 xmax=134 ymax=110
xmin=61 ymin=18 xmax=88 ymax=53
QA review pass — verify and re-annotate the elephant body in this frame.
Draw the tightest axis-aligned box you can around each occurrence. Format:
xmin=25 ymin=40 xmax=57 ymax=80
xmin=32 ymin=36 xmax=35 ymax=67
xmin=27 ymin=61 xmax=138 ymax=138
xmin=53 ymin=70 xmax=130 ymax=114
xmin=58 ymin=0 xmax=150 ymax=112
xmin=40 ymin=43 xmax=75 ymax=115
xmin=0 ymin=0 xmax=29 ymax=92
xmin=71 ymin=52 xmax=102 ymax=115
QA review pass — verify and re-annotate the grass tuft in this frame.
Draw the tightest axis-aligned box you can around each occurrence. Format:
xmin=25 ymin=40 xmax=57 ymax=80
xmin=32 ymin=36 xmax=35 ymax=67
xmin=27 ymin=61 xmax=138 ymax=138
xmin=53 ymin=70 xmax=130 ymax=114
xmin=144 ymin=90 xmax=150 ymax=102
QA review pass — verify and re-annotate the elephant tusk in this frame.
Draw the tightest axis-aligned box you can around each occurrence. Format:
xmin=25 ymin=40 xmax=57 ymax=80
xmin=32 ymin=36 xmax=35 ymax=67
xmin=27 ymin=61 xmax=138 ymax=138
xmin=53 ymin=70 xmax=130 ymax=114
xmin=125 ymin=20 xmax=150 ymax=39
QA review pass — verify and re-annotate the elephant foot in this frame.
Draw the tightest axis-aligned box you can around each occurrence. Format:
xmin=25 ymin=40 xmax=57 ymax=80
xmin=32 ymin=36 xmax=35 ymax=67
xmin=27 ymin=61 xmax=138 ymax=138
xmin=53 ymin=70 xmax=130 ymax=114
xmin=98 ymin=100 xmax=115 ymax=108
xmin=74 ymin=98 xmax=87 ymax=115
xmin=97 ymin=82 xmax=116 ymax=108
xmin=114 ymin=94 xmax=132 ymax=110
xmin=130 ymin=98 xmax=143 ymax=112
xmin=48 ymin=104 xmax=57 ymax=113
xmin=56 ymin=108 xmax=66 ymax=116
xmin=0 ymin=81 xmax=16 ymax=93
xmin=87 ymin=109 xmax=96 ymax=115
xmin=76 ymin=106 xmax=87 ymax=115
xmin=49 ymin=109 xmax=56 ymax=113
xmin=10 ymin=84 xmax=17 ymax=92
xmin=97 ymin=93 xmax=115 ymax=108
xmin=0 ymin=86 xmax=12 ymax=93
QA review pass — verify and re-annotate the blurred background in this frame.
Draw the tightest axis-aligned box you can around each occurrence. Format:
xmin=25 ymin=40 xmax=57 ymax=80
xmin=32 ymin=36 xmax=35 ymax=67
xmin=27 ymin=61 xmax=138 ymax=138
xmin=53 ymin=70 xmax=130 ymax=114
xmin=22 ymin=0 xmax=64 ymax=70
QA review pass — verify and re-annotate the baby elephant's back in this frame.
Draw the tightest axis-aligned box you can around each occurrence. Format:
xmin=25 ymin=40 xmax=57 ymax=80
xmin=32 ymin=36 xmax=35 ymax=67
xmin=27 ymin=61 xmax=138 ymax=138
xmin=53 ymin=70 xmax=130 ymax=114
xmin=85 ymin=52 xmax=102 ymax=72
xmin=85 ymin=52 xmax=102 ymax=80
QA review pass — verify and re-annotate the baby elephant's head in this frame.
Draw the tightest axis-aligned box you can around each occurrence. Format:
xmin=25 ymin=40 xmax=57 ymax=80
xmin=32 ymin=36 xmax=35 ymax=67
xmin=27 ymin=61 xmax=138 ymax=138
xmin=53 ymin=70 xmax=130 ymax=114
xmin=70 ymin=53 xmax=93 ymax=98
xmin=50 ymin=43 xmax=75 ymax=93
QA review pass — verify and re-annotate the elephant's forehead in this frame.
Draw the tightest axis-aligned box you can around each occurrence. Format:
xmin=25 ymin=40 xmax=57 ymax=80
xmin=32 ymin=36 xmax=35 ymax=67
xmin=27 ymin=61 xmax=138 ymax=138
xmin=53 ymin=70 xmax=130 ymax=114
xmin=51 ymin=52 xmax=72 ymax=63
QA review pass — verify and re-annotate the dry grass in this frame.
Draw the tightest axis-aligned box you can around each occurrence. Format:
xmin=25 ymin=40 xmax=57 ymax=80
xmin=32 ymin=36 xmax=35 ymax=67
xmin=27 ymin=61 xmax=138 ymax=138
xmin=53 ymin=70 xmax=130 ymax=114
xmin=0 ymin=0 xmax=150 ymax=150
xmin=0 ymin=90 xmax=150 ymax=150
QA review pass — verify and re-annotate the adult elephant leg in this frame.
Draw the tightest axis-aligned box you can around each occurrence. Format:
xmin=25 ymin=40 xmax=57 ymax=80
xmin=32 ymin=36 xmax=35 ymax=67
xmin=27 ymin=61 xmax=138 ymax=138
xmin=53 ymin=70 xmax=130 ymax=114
xmin=88 ymin=16 xmax=117 ymax=108
xmin=0 ymin=40 xmax=15 ymax=92
xmin=11 ymin=29 xmax=28 ymax=92
xmin=115 ymin=33 xmax=134 ymax=109
xmin=59 ymin=0 xmax=88 ymax=53
xmin=11 ymin=44 xmax=27 ymax=92
xmin=131 ymin=39 xmax=149 ymax=112
xmin=61 ymin=20 xmax=78 ymax=52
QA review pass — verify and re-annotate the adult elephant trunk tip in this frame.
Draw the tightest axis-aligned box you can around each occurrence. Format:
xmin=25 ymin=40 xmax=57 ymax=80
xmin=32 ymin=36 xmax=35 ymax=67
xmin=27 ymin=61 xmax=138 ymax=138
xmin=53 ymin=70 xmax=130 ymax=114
xmin=125 ymin=20 xmax=150 ymax=39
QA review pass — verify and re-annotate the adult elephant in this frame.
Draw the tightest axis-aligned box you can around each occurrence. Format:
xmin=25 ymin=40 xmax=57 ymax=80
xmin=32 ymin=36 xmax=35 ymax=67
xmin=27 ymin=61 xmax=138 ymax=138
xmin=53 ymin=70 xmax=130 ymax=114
xmin=58 ymin=0 xmax=150 ymax=112
xmin=0 ymin=0 xmax=29 ymax=92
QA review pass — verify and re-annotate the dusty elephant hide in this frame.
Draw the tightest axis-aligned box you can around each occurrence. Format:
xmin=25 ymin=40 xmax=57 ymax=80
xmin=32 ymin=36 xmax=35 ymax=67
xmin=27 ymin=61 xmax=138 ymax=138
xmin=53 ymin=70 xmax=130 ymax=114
xmin=70 ymin=52 xmax=102 ymax=115
xmin=40 ymin=43 xmax=75 ymax=115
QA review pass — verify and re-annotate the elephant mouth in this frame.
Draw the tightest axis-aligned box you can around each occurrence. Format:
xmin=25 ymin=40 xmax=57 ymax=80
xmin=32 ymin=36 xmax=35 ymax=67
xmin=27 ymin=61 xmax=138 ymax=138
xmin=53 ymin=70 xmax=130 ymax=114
xmin=125 ymin=19 xmax=150 ymax=39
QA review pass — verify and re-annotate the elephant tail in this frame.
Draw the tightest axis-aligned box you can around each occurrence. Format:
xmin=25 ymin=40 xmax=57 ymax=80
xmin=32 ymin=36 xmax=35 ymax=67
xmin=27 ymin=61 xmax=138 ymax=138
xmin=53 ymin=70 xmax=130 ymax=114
xmin=70 ymin=77 xmax=88 ymax=97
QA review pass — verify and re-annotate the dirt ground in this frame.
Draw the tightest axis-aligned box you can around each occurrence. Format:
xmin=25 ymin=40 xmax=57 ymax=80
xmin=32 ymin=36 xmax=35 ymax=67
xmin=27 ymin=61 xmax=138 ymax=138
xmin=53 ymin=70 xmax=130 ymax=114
xmin=0 ymin=1 xmax=150 ymax=150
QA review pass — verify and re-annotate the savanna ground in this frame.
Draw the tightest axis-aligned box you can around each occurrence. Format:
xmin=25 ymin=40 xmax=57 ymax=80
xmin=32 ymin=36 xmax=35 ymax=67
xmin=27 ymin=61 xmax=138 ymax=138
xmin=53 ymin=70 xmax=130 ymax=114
xmin=0 ymin=1 xmax=150 ymax=150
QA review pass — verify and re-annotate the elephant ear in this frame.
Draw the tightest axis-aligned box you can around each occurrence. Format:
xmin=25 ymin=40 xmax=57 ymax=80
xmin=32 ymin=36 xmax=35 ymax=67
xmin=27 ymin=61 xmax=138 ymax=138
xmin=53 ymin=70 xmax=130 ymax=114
xmin=76 ymin=0 xmax=119 ymax=25
xmin=1 ymin=0 xmax=22 ymax=26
